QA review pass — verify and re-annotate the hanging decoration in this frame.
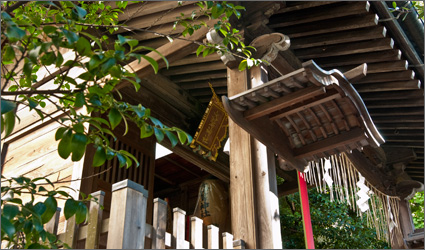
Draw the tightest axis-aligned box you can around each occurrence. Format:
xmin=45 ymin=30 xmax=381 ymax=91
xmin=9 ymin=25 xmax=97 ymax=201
xmin=303 ymin=153 xmax=403 ymax=247
xmin=190 ymin=83 xmax=229 ymax=161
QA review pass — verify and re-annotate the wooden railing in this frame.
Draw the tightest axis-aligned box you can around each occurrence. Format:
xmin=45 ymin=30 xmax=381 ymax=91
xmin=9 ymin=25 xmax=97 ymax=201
xmin=48 ymin=179 xmax=245 ymax=249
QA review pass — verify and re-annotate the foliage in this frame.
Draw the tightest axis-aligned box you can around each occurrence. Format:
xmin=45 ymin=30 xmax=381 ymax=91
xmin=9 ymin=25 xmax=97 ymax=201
xmin=390 ymin=1 xmax=424 ymax=21
xmin=174 ymin=1 xmax=263 ymax=70
xmin=280 ymin=189 xmax=389 ymax=249
xmin=409 ymin=190 xmax=424 ymax=229
xmin=1 ymin=175 xmax=96 ymax=248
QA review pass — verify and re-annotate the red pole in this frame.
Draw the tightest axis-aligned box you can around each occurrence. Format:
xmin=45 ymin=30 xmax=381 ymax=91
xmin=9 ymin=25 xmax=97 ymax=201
xmin=297 ymin=171 xmax=315 ymax=249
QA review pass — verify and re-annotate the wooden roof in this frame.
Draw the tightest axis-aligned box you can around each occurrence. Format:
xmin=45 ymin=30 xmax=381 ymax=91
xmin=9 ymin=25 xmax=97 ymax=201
xmin=113 ymin=1 xmax=423 ymax=183
xmin=223 ymin=60 xmax=385 ymax=170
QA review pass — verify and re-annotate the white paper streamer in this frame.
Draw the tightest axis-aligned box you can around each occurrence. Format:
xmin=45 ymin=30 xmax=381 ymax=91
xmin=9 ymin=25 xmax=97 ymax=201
xmin=323 ymin=158 xmax=334 ymax=201
xmin=356 ymin=173 xmax=370 ymax=212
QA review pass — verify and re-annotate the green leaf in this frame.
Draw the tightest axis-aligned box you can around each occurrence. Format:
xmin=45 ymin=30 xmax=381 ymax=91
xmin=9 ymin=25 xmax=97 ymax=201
xmin=41 ymin=196 xmax=58 ymax=224
xmin=92 ymin=146 xmax=106 ymax=167
xmin=3 ymin=110 xmax=16 ymax=137
xmin=132 ymin=105 xmax=146 ymax=117
xmin=55 ymin=52 xmax=64 ymax=67
xmin=1 ymin=99 xmax=16 ymax=114
xmin=196 ymin=45 xmax=205 ymax=56
xmin=108 ymin=108 xmax=122 ymax=130
xmin=238 ymin=60 xmax=247 ymax=71
xmin=75 ymin=202 xmax=88 ymax=224
xmin=2 ymin=45 xmax=15 ymax=62
xmin=154 ymin=127 xmax=164 ymax=142
xmin=40 ymin=52 xmax=56 ymax=65
xmin=3 ymin=204 xmax=19 ymax=220
xmin=116 ymin=153 xmax=127 ymax=168
xmin=58 ymin=129 xmax=73 ymax=159
xmin=55 ymin=127 xmax=68 ymax=141
xmin=177 ymin=130 xmax=187 ymax=144
xmin=101 ymin=58 xmax=116 ymax=73
xmin=165 ymin=130 xmax=178 ymax=147
xmin=74 ymin=92 xmax=85 ymax=108
xmin=27 ymin=242 xmax=48 ymax=249
xmin=62 ymin=29 xmax=79 ymax=44
xmin=64 ymin=199 xmax=78 ymax=220
xmin=71 ymin=133 xmax=88 ymax=161
xmin=43 ymin=25 xmax=57 ymax=34
xmin=140 ymin=123 xmax=154 ymax=139
xmin=149 ymin=117 xmax=164 ymax=128
xmin=140 ymin=55 xmax=159 ymax=74
xmin=74 ymin=5 xmax=87 ymax=19
xmin=5 ymin=25 xmax=26 ymax=41
xmin=1 ymin=215 xmax=15 ymax=238
xmin=76 ymin=37 xmax=92 ymax=56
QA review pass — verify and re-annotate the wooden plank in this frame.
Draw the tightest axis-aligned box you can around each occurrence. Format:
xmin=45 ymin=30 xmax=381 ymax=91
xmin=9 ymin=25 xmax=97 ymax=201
xmin=179 ymin=79 xmax=228 ymax=90
xmin=269 ymin=91 xmax=341 ymax=121
xmin=116 ymin=4 xmax=199 ymax=31
xmin=332 ymin=60 xmax=409 ymax=74
xmin=191 ymin=216 xmax=204 ymax=249
xmin=355 ymin=70 xmax=415 ymax=84
xmin=172 ymin=70 xmax=227 ymax=83
xmin=243 ymin=86 xmax=325 ymax=120
xmin=294 ymin=128 xmax=366 ymax=159
xmin=368 ymin=107 xmax=424 ymax=116
xmin=314 ymin=49 xmax=402 ymax=68
xmin=117 ymin=1 xmax=195 ymax=21
xmin=364 ymin=98 xmax=424 ymax=108
xmin=170 ymin=53 xmax=221 ymax=67
xmin=375 ymin=123 xmax=424 ymax=130
xmin=152 ymin=198 xmax=168 ymax=249
xmin=360 ymin=90 xmax=424 ymax=101
xmin=277 ymin=14 xmax=379 ymax=38
xmin=295 ymin=38 xmax=394 ymax=59
xmin=355 ymin=80 xmax=420 ymax=92
xmin=373 ymin=116 xmax=423 ymax=123
xmin=269 ymin=2 xmax=370 ymax=28
xmin=222 ymin=232 xmax=234 ymax=249
xmin=384 ymin=136 xmax=424 ymax=142
xmin=85 ymin=191 xmax=105 ymax=249
xmin=275 ymin=1 xmax=335 ymax=14
xmin=162 ymin=61 xmax=226 ymax=76
xmin=106 ymin=180 xmax=148 ymax=249
xmin=207 ymin=225 xmax=219 ymax=249
xmin=172 ymin=207 xmax=189 ymax=249
xmin=291 ymin=26 xmax=387 ymax=49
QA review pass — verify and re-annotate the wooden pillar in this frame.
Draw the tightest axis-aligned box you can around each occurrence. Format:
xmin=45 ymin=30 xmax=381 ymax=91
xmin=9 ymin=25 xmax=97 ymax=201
xmin=227 ymin=67 xmax=258 ymax=249
xmin=227 ymin=65 xmax=282 ymax=249
xmin=106 ymin=179 xmax=148 ymax=249
xmin=394 ymin=199 xmax=414 ymax=248
xmin=152 ymin=198 xmax=167 ymax=249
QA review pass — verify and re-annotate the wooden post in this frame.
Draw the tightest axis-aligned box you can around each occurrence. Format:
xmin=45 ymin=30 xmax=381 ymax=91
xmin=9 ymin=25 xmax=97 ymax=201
xmin=152 ymin=198 xmax=167 ymax=249
xmin=207 ymin=224 xmax=219 ymax=249
xmin=172 ymin=207 xmax=189 ymax=249
xmin=222 ymin=232 xmax=234 ymax=249
xmin=64 ymin=216 xmax=78 ymax=248
xmin=106 ymin=179 xmax=148 ymax=249
xmin=190 ymin=216 xmax=204 ymax=249
xmin=45 ymin=207 xmax=61 ymax=235
xmin=233 ymin=239 xmax=246 ymax=249
xmin=227 ymin=67 xmax=258 ymax=249
xmin=85 ymin=190 xmax=105 ymax=249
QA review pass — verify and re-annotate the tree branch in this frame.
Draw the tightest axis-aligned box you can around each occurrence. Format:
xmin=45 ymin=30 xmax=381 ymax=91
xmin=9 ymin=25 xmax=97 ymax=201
xmin=1 ymin=89 xmax=82 ymax=96
xmin=4 ymin=1 xmax=29 ymax=15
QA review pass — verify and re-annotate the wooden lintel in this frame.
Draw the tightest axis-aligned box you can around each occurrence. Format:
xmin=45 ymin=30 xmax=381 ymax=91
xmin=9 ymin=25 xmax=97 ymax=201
xmin=244 ymin=86 xmax=325 ymax=120
xmin=270 ymin=90 xmax=340 ymax=121
xmin=294 ymin=128 xmax=365 ymax=159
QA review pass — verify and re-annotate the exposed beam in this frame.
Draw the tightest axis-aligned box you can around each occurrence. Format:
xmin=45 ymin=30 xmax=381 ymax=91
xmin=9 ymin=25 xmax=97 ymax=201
xmin=331 ymin=60 xmax=408 ymax=74
xmin=355 ymin=70 xmax=415 ymax=84
xmin=355 ymin=80 xmax=420 ymax=92
xmin=294 ymin=128 xmax=365 ymax=159
xmin=360 ymin=90 xmax=424 ymax=101
xmin=314 ymin=49 xmax=401 ymax=68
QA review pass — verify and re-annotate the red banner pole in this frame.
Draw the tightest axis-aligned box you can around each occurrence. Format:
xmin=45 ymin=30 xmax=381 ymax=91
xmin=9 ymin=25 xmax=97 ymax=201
xmin=297 ymin=171 xmax=315 ymax=249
